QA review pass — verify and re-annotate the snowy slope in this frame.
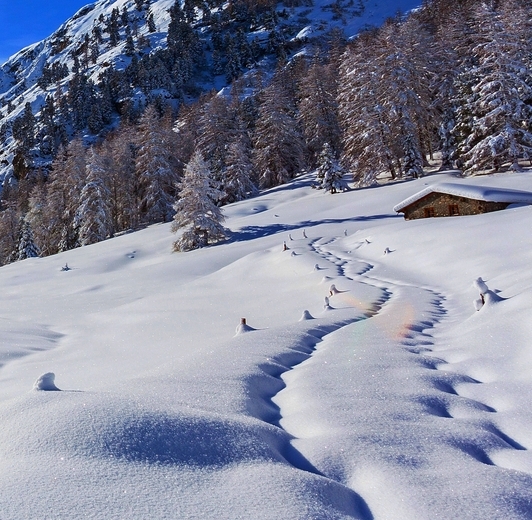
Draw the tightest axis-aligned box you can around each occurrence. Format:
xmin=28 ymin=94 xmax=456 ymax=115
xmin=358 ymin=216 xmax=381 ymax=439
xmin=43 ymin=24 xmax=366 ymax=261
xmin=1 ymin=169 xmax=532 ymax=518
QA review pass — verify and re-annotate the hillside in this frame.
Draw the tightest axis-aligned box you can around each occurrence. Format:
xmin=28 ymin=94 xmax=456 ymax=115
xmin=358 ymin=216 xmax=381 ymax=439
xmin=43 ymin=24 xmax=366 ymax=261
xmin=0 ymin=0 xmax=421 ymax=183
xmin=1 ymin=169 xmax=532 ymax=518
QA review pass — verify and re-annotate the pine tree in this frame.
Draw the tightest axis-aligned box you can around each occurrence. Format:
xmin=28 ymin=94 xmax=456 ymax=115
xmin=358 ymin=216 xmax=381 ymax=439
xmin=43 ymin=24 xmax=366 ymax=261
xmin=339 ymin=16 xmax=434 ymax=184
xmin=135 ymin=104 xmax=178 ymax=223
xmin=17 ymin=217 xmax=40 ymax=260
xmin=147 ymin=11 xmax=156 ymax=32
xmin=461 ymin=1 xmax=532 ymax=173
xmin=107 ymin=8 xmax=121 ymax=47
xmin=339 ymin=32 xmax=401 ymax=184
xmin=315 ymin=143 xmax=347 ymax=193
xmin=252 ymin=70 xmax=306 ymax=189
xmin=222 ymin=139 xmax=257 ymax=204
xmin=75 ymin=148 xmax=113 ymax=246
xmin=172 ymin=151 xmax=227 ymax=252
xmin=431 ymin=2 xmax=476 ymax=171
xmin=298 ymin=58 xmax=341 ymax=167
xmin=125 ymin=26 xmax=136 ymax=56
xmin=12 ymin=102 xmax=36 ymax=153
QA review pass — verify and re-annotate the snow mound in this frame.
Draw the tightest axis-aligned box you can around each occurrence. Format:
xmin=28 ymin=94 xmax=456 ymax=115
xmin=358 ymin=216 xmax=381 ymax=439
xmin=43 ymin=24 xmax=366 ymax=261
xmin=474 ymin=277 xmax=490 ymax=294
xmin=299 ymin=310 xmax=315 ymax=321
xmin=473 ymin=277 xmax=504 ymax=311
xmin=93 ymin=411 xmax=288 ymax=467
xmin=235 ymin=318 xmax=256 ymax=335
xmin=33 ymin=373 xmax=60 ymax=391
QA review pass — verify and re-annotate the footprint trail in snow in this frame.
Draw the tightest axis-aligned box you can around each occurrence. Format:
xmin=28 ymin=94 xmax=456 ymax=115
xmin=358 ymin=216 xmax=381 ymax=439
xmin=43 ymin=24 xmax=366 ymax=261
xmin=268 ymin=234 xmax=532 ymax=519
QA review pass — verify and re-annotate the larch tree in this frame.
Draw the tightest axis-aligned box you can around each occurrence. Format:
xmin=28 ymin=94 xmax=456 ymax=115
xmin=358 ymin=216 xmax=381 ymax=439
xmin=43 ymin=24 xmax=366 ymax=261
xmin=171 ymin=151 xmax=227 ymax=252
xmin=0 ymin=204 xmax=20 ymax=265
xmin=26 ymin=181 xmax=49 ymax=256
xmin=297 ymin=58 xmax=342 ymax=167
xmin=462 ymin=1 xmax=532 ymax=173
xmin=105 ymin=126 xmax=140 ymax=233
xmin=252 ymin=70 xmax=306 ymax=189
xmin=196 ymin=94 xmax=240 ymax=178
xmin=75 ymin=147 xmax=113 ymax=246
xmin=222 ymin=139 xmax=257 ymax=204
xmin=135 ymin=104 xmax=178 ymax=223
xmin=42 ymin=138 xmax=88 ymax=253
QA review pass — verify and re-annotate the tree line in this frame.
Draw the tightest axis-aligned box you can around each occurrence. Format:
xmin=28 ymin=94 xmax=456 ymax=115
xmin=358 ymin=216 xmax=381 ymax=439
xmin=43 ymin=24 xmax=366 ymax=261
xmin=2 ymin=0 xmax=532 ymax=263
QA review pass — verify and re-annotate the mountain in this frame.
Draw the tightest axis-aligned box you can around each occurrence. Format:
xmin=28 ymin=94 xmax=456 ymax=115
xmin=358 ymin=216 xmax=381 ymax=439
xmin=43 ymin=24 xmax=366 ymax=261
xmin=1 ymin=166 xmax=532 ymax=518
xmin=0 ymin=0 xmax=421 ymax=184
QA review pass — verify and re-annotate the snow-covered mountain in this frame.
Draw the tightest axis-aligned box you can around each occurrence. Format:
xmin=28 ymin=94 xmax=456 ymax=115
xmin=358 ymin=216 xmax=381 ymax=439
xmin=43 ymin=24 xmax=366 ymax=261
xmin=1 ymin=167 xmax=532 ymax=518
xmin=0 ymin=0 xmax=421 ymax=183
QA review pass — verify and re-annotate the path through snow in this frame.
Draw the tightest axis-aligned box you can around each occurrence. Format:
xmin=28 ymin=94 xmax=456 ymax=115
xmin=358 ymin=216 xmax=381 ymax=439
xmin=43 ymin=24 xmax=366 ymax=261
xmin=270 ymin=233 xmax=532 ymax=519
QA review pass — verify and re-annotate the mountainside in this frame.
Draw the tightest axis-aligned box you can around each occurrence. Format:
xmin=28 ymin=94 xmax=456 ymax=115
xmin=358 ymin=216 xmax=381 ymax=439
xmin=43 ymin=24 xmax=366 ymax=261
xmin=0 ymin=0 xmax=421 ymax=183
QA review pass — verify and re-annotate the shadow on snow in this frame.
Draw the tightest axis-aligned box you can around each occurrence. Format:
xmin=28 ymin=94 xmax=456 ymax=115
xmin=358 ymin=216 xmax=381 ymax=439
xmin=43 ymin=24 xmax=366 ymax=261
xmin=228 ymin=215 xmax=399 ymax=242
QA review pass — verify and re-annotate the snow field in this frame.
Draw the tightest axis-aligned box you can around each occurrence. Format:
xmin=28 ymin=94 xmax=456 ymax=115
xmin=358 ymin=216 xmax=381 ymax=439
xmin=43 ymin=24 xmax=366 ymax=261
xmin=0 ymin=170 xmax=532 ymax=517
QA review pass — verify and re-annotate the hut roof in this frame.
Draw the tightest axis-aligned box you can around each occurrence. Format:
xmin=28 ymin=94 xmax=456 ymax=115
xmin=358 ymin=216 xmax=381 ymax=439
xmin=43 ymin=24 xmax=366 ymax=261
xmin=393 ymin=183 xmax=532 ymax=212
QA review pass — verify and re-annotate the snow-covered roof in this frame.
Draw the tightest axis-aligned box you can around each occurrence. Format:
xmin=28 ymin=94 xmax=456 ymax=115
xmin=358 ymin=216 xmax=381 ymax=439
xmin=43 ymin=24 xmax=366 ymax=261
xmin=393 ymin=182 xmax=532 ymax=212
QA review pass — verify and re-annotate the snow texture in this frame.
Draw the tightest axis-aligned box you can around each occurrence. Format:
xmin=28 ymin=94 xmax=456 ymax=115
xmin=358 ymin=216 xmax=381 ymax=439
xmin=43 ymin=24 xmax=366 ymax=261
xmin=1 ymin=170 xmax=532 ymax=518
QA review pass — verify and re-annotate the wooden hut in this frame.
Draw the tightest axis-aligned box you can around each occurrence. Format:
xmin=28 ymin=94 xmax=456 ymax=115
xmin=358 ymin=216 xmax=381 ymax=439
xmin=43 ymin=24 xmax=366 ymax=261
xmin=394 ymin=183 xmax=532 ymax=220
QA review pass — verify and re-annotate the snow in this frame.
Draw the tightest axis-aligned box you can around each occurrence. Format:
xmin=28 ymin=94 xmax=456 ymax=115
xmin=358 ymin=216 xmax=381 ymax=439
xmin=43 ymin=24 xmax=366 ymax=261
xmin=33 ymin=371 xmax=60 ymax=391
xmin=393 ymin=180 xmax=532 ymax=212
xmin=2 ymin=169 xmax=532 ymax=517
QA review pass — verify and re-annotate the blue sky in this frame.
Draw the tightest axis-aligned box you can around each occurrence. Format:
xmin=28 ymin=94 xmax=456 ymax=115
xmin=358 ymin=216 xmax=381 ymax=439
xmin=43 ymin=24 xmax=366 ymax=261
xmin=0 ymin=0 xmax=90 ymax=64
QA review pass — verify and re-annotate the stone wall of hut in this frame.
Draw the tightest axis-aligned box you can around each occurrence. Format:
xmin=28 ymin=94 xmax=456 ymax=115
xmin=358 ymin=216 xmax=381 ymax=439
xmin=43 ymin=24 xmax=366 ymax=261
xmin=402 ymin=192 xmax=509 ymax=220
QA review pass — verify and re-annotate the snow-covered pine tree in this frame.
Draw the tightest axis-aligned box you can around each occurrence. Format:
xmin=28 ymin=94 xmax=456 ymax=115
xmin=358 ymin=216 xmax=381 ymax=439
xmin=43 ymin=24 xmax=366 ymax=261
xmin=135 ymin=104 xmax=178 ymax=223
xmin=431 ymin=2 xmax=476 ymax=171
xmin=297 ymin=58 xmax=342 ymax=168
xmin=43 ymin=138 xmax=88 ymax=253
xmin=315 ymin=143 xmax=347 ymax=193
xmin=75 ymin=148 xmax=112 ymax=246
xmin=339 ymin=15 xmax=434 ymax=183
xmin=171 ymin=151 xmax=227 ymax=252
xmin=222 ymin=139 xmax=257 ymax=204
xmin=339 ymin=31 xmax=401 ymax=185
xmin=252 ymin=69 xmax=306 ymax=189
xmin=384 ymin=16 xmax=433 ymax=178
xmin=462 ymin=1 xmax=532 ymax=173
xmin=16 ymin=217 xmax=40 ymax=260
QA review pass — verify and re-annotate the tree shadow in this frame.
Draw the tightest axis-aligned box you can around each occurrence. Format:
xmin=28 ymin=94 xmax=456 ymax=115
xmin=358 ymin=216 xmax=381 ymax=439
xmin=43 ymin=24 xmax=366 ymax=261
xmin=228 ymin=215 xmax=399 ymax=242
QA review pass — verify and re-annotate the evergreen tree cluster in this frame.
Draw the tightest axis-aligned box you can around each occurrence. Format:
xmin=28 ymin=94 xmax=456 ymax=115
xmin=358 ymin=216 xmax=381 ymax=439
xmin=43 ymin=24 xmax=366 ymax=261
xmin=2 ymin=0 xmax=532 ymax=263
xmin=0 ymin=0 xmax=290 ymax=175
xmin=339 ymin=0 xmax=532 ymax=185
